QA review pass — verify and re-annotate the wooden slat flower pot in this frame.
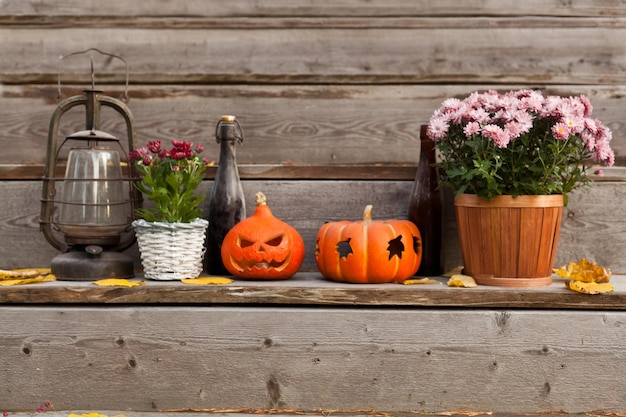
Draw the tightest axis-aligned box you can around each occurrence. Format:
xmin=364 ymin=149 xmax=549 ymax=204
xmin=454 ymin=194 xmax=564 ymax=287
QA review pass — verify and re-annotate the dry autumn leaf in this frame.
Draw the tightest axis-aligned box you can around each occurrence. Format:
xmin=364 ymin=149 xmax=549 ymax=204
xmin=566 ymin=280 xmax=614 ymax=295
xmin=447 ymin=274 xmax=477 ymax=288
xmin=554 ymin=258 xmax=611 ymax=283
xmin=0 ymin=274 xmax=56 ymax=286
xmin=69 ymin=414 xmax=127 ymax=417
xmin=402 ymin=277 xmax=441 ymax=285
xmin=93 ymin=279 xmax=146 ymax=287
xmin=0 ymin=268 xmax=52 ymax=280
xmin=181 ymin=277 xmax=234 ymax=285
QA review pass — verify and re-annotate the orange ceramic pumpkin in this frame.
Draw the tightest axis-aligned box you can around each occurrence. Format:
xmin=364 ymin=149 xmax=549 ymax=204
xmin=221 ymin=192 xmax=305 ymax=280
xmin=315 ymin=205 xmax=422 ymax=283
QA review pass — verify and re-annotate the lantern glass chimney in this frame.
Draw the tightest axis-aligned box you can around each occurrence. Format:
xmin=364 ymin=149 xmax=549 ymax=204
xmin=57 ymin=140 xmax=130 ymax=245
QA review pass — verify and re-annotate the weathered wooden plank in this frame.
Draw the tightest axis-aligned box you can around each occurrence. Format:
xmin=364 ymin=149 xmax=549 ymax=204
xmin=3 ymin=16 xmax=626 ymax=30
xmin=0 ymin=180 xmax=624 ymax=274
xmin=2 ymin=84 xmax=626 ymax=168
xmin=1 ymin=84 xmax=425 ymax=167
xmin=5 ymin=164 xmax=624 ymax=182
xmin=0 ymin=164 xmax=419 ymax=181
xmin=2 ymin=0 xmax=626 ymax=18
xmin=6 ymin=413 xmax=621 ymax=417
xmin=2 ymin=306 xmax=626 ymax=412
xmin=0 ymin=180 xmax=418 ymax=272
xmin=1 ymin=273 xmax=626 ymax=310
xmin=1 ymin=26 xmax=626 ymax=85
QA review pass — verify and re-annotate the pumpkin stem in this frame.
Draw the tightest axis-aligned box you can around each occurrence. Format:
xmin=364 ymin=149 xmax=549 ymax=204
xmin=255 ymin=192 xmax=268 ymax=207
xmin=363 ymin=205 xmax=373 ymax=222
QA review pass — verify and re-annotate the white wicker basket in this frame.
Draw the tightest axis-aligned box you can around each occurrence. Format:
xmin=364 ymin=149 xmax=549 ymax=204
xmin=132 ymin=218 xmax=209 ymax=280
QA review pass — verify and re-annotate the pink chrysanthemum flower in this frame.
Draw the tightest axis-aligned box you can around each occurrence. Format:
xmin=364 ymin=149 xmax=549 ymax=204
xmin=584 ymin=118 xmax=599 ymax=134
xmin=552 ymin=122 xmax=570 ymax=140
xmin=579 ymin=95 xmax=593 ymax=117
xmin=514 ymin=111 xmax=534 ymax=134
xmin=426 ymin=117 xmax=449 ymax=140
xmin=463 ymin=121 xmax=481 ymax=137
xmin=440 ymin=98 xmax=463 ymax=113
xmin=581 ymin=130 xmax=597 ymax=152
xmin=504 ymin=121 xmax=523 ymax=139
xmin=468 ymin=108 xmax=491 ymax=124
xmin=562 ymin=115 xmax=585 ymax=135
xmin=519 ymin=90 xmax=544 ymax=112
xmin=482 ymin=124 xmax=510 ymax=148
xmin=539 ymin=96 xmax=562 ymax=118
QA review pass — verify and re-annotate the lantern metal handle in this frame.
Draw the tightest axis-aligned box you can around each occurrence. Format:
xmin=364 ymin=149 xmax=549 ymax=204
xmin=57 ymin=48 xmax=130 ymax=102
xmin=42 ymin=50 xmax=141 ymax=253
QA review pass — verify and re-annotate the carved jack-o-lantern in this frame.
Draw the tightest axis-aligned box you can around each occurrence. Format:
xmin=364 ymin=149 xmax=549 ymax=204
xmin=315 ymin=205 xmax=422 ymax=283
xmin=221 ymin=192 xmax=305 ymax=280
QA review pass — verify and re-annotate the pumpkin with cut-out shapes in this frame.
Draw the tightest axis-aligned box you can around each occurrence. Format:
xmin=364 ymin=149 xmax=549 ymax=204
xmin=221 ymin=192 xmax=305 ymax=280
xmin=315 ymin=205 xmax=422 ymax=283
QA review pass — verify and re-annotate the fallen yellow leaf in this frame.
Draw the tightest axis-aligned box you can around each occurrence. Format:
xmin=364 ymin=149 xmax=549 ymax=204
xmin=402 ymin=277 xmax=440 ymax=285
xmin=0 ymin=268 xmax=51 ymax=280
xmin=566 ymin=280 xmax=614 ymax=295
xmin=0 ymin=274 xmax=56 ymax=286
xmin=68 ymin=414 xmax=110 ymax=417
xmin=182 ymin=277 xmax=234 ymax=285
xmin=554 ymin=258 xmax=611 ymax=283
xmin=11 ymin=267 xmax=52 ymax=274
xmin=93 ymin=279 xmax=146 ymax=287
xmin=447 ymin=274 xmax=477 ymax=288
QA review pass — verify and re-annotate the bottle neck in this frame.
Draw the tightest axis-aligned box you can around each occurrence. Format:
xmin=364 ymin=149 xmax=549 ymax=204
xmin=219 ymin=138 xmax=237 ymax=159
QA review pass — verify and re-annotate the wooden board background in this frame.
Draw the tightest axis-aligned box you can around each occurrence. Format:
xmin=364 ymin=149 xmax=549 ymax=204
xmin=1 ymin=3 xmax=626 ymax=169
xmin=3 ymin=2 xmax=626 ymax=413
xmin=2 ymin=0 xmax=626 ymax=273
xmin=2 ymin=306 xmax=626 ymax=413
xmin=3 ymin=179 xmax=626 ymax=273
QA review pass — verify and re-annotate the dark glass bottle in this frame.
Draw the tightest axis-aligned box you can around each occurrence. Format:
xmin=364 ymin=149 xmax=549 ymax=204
xmin=408 ymin=124 xmax=444 ymax=276
xmin=205 ymin=115 xmax=246 ymax=275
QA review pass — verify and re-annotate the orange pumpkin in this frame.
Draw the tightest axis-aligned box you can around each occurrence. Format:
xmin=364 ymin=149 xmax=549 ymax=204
xmin=315 ymin=205 xmax=422 ymax=283
xmin=221 ymin=192 xmax=305 ymax=280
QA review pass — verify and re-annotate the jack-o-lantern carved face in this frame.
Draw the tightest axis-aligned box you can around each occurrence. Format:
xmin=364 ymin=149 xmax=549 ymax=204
xmin=221 ymin=193 xmax=305 ymax=280
xmin=315 ymin=205 xmax=422 ymax=284
xmin=229 ymin=233 xmax=292 ymax=272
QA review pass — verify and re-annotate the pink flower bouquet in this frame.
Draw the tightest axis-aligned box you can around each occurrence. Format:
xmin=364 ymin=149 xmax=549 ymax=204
xmin=426 ymin=89 xmax=614 ymax=203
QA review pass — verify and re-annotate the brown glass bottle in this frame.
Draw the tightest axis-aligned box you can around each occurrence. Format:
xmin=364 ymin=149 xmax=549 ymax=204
xmin=408 ymin=124 xmax=444 ymax=276
xmin=205 ymin=115 xmax=246 ymax=275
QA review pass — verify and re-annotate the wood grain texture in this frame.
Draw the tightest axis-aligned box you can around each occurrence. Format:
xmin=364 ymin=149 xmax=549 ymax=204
xmin=2 ymin=273 xmax=626 ymax=310
xmin=2 ymin=0 xmax=626 ymax=18
xmin=2 ymin=84 xmax=626 ymax=168
xmin=1 ymin=180 xmax=624 ymax=274
xmin=1 ymin=25 xmax=626 ymax=85
xmin=3 ymin=3 xmax=626 ymax=414
xmin=0 ymin=180 xmax=418 ymax=272
xmin=2 ymin=306 xmax=626 ymax=412
xmin=0 ymin=164 xmax=419 ymax=181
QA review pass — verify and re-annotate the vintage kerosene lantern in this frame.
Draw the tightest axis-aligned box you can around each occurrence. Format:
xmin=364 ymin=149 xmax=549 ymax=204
xmin=40 ymin=49 xmax=141 ymax=280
